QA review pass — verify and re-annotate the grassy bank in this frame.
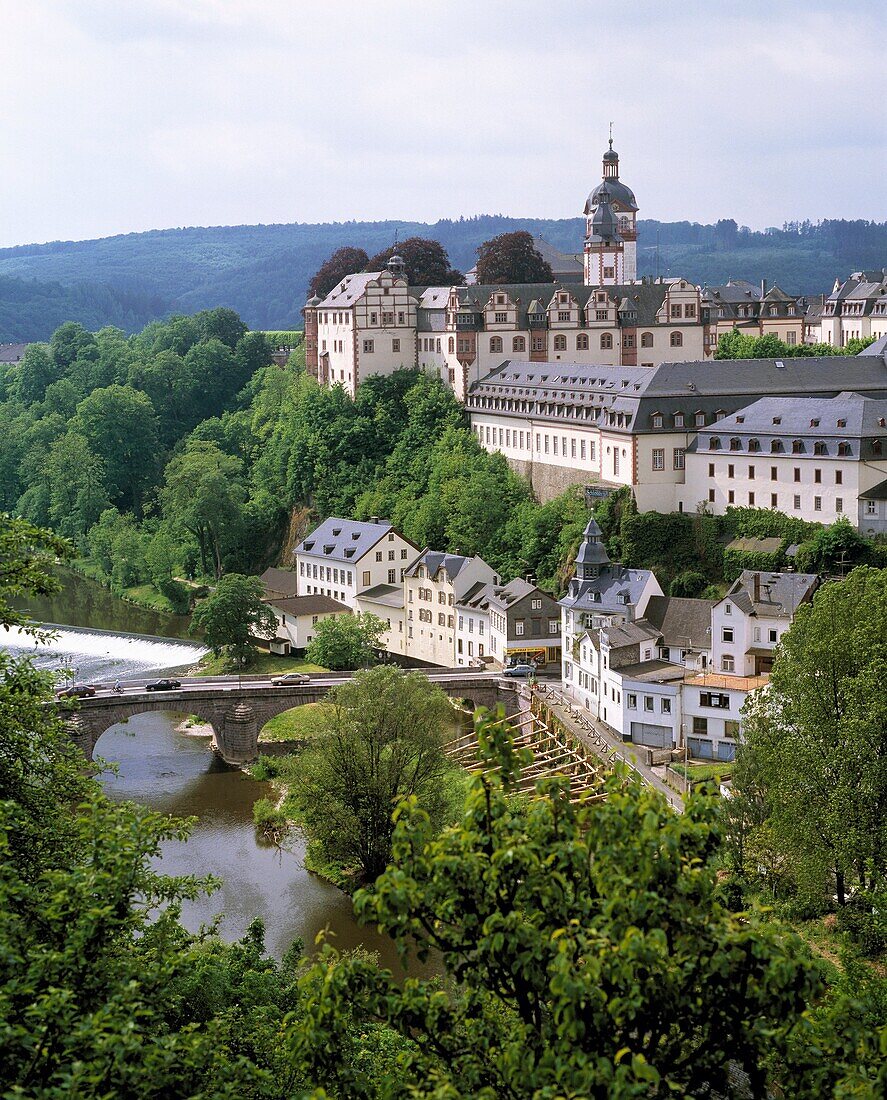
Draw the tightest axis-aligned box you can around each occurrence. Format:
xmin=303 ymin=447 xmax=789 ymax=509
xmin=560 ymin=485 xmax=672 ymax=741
xmin=260 ymin=702 xmax=331 ymax=741
xmin=69 ymin=558 xmax=191 ymax=616
xmin=196 ymin=651 xmax=326 ymax=676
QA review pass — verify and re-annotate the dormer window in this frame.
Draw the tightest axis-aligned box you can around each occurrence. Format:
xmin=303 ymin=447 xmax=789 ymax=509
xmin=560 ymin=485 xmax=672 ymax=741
xmin=730 ymin=438 xmax=742 ymax=451
xmin=813 ymin=441 xmax=827 ymax=456
xmin=709 ymin=436 xmax=721 ymax=449
xmin=674 ymin=413 xmax=685 ymax=428
xmin=695 ymin=412 xmax=705 ymax=426
xmin=304 ymin=541 xmax=315 ymax=551
xmin=771 ymin=440 xmax=784 ymax=453
xmin=837 ymin=442 xmax=851 ymax=457
xmin=837 ymin=418 xmax=847 ymax=428
xmin=792 ymin=439 xmax=804 ymax=454
xmin=748 ymin=438 xmax=760 ymax=452
xmin=652 ymin=413 xmax=663 ymax=429
xmin=332 ymin=528 xmax=341 ymax=536
xmin=773 ymin=416 xmax=782 ymax=425
xmin=810 ymin=418 xmax=820 ymax=427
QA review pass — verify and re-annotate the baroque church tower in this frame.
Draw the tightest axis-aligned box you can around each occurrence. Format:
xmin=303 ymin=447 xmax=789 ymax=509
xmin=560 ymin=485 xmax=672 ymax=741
xmin=583 ymin=134 xmax=638 ymax=285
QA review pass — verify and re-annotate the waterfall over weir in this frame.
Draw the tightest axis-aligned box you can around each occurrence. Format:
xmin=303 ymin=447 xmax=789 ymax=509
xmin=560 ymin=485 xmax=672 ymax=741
xmin=1 ymin=623 xmax=208 ymax=681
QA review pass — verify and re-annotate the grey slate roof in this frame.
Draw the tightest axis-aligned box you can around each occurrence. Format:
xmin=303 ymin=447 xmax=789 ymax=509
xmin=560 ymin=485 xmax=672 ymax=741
xmin=264 ymin=594 xmax=350 ymax=617
xmin=617 ymin=659 xmax=686 ymax=682
xmin=860 ymin=477 xmax=887 ymax=500
xmin=560 ymin=563 xmax=656 ymax=615
xmin=722 ymin=571 xmax=819 ymax=619
xmin=296 ymin=517 xmax=393 ymax=563
xmin=860 ymin=334 xmax=887 ymax=357
xmin=356 ymin=583 xmax=404 ymax=608
xmin=468 ymin=354 xmax=887 ymax=438
xmin=0 ymin=342 xmax=29 ymax=364
xmin=316 ymin=271 xmax=384 ymax=309
xmin=404 ymin=549 xmax=472 ymax=584
xmin=602 ymin=620 xmax=661 ymax=648
xmin=454 ymin=281 xmax=670 ymax=328
xmin=260 ymin=568 xmax=300 ymax=598
xmin=642 ymin=596 xmax=715 ymax=650
xmin=585 ymin=178 xmax=638 ymax=214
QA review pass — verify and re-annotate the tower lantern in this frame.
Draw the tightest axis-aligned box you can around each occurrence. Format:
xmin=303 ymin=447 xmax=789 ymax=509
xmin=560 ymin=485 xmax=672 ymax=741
xmin=583 ymin=127 xmax=639 ymax=284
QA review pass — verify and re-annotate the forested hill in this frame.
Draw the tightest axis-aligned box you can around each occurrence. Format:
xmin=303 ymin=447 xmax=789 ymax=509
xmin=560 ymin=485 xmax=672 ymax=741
xmin=0 ymin=216 xmax=884 ymax=340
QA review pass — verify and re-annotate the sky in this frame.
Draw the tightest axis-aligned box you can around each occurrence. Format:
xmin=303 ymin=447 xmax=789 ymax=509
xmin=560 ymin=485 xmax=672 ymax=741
xmin=0 ymin=0 xmax=884 ymax=248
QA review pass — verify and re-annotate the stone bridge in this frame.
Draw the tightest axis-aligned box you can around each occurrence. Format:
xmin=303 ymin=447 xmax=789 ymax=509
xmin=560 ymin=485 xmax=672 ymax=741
xmin=62 ymin=673 xmax=520 ymax=765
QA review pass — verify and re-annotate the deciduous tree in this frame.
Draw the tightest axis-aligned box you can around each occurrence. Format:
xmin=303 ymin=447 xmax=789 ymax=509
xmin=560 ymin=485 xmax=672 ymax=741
xmin=73 ymin=384 xmax=159 ymax=512
xmin=191 ymin=573 xmax=277 ymax=665
xmin=474 ymin=230 xmax=553 ymax=284
xmin=305 ymin=612 xmax=385 ymax=671
xmin=366 ymin=237 xmax=462 ymax=285
xmin=293 ymin=709 xmax=822 ymax=1098
xmin=289 ymin=665 xmax=453 ymax=881
xmin=308 ymin=247 xmax=370 ymax=299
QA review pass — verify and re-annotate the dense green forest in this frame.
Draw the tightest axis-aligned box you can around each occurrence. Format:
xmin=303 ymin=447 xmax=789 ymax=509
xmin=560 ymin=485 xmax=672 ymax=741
xmin=0 ymin=310 xmax=593 ymax=610
xmin=1 ymin=216 xmax=883 ymax=338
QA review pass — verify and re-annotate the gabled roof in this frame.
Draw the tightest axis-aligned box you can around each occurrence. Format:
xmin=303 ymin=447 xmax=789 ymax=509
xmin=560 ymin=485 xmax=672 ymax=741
xmin=720 ymin=571 xmax=819 ymax=619
xmin=0 ymin=342 xmax=29 ymax=364
xmin=559 ymin=563 xmax=658 ymax=614
xmin=295 ymin=517 xmax=396 ymax=563
xmin=601 ymin=619 xmax=661 ymax=649
xmin=260 ymin=567 xmax=300 ymax=599
xmin=264 ymin=594 xmax=350 ymax=617
xmin=642 ymin=596 xmax=714 ymax=650
xmin=356 ymin=583 xmax=404 ymax=609
xmin=859 ymin=477 xmax=887 ymax=501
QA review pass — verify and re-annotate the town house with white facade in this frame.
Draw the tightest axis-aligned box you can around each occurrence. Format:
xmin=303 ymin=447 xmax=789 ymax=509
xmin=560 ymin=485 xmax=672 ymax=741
xmin=293 ymin=517 xmax=417 ymax=609
xmin=683 ymin=393 xmax=887 ymax=527
xmin=466 ymin=352 xmax=887 ymax=505
xmin=820 ymin=270 xmax=887 ymax=349
xmin=404 ymin=550 xmax=499 ymax=667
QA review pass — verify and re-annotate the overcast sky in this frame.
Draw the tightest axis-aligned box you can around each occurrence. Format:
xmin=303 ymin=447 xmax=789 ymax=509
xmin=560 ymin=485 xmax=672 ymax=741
xmin=0 ymin=0 xmax=884 ymax=248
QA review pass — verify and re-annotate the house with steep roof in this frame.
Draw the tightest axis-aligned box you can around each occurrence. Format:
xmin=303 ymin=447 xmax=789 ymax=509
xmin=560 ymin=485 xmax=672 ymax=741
xmin=293 ymin=516 xmax=417 ymax=611
xmin=354 ymin=582 xmax=407 ymax=656
xmin=262 ymin=594 xmax=351 ymax=655
xmin=467 ymin=350 xmax=887 ymax=506
xmin=683 ymin=392 xmax=887 ymax=526
xmin=455 ymin=577 xmax=561 ymax=670
xmin=821 ymin=270 xmax=887 ymax=349
xmin=700 ymin=280 xmax=807 ymax=354
xmin=404 ymin=549 xmax=499 ymax=666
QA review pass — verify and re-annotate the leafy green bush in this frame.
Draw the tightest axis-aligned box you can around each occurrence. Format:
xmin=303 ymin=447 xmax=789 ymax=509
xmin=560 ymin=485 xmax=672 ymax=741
xmin=250 ymin=756 xmax=283 ymax=782
xmin=669 ymin=570 xmax=707 ymax=597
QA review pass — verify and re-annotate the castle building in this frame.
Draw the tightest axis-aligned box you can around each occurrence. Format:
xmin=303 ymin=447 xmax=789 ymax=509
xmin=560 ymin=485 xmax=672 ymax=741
xmin=583 ymin=139 xmax=638 ymax=284
xmin=820 ymin=270 xmax=887 ymax=348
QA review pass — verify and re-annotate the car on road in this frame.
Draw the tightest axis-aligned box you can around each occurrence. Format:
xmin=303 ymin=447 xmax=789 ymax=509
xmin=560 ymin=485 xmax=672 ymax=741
xmin=501 ymin=663 xmax=537 ymax=678
xmin=271 ymin=672 xmax=311 ymax=686
xmin=145 ymin=678 xmax=182 ymax=692
xmin=56 ymin=684 xmax=97 ymax=699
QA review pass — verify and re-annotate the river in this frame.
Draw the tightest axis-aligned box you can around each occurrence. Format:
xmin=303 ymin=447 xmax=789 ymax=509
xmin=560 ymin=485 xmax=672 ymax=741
xmin=3 ymin=567 xmax=436 ymax=973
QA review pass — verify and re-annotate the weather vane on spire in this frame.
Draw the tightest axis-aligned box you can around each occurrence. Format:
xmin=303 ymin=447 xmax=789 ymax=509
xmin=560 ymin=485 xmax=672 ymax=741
xmin=609 ymin=121 xmax=614 ymax=147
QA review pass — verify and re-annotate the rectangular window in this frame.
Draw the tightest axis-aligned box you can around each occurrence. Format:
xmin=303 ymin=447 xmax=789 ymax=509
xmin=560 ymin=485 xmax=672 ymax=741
xmin=693 ymin=716 xmax=708 ymax=735
xmin=748 ymin=465 xmax=755 ymax=479
xmin=515 ymin=620 xmax=525 ymax=636
xmin=722 ymin=627 xmax=734 ymax=642
xmin=771 ymin=466 xmax=778 ymax=480
xmin=709 ymin=462 xmax=715 ymax=477
xmin=548 ymin=620 xmax=559 ymax=634
xmin=728 ymin=489 xmax=735 ymax=503
xmin=362 ymin=570 xmax=371 ymax=586
xmin=728 ymin=464 xmax=734 ymax=479
xmin=866 ymin=500 xmax=877 ymax=515
xmin=835 ymin=470 xmax=843 ymax=485
xmin=613 ymin=449 xmax=620 ymax=476
xmin=558 ymin=310 xmax=571 ymax=321
xmin=626 ymin=693 xmax=637 ymax=709
xmin=794 ymin=494 xmax=801 ymax=510
xmin=794 ymin=468 xmax=801 ymax=482
xmin=769 ymin=629 xmax=778 ymax=642
xmin=814 ymin=469 xmax=822 ymax=484
xmin=670 ymin=304 xmax=682 ymax=318
xmin=724 ymin=720 xmax=740 ymax=739
xmin=652 ymin=448 xmax=665 ymax=471
xmin=381 ymin=311 xmax=394 ymax=326
xmin=814 ymin=496 xmax=822 ymax=511
xmin=661 ymin=698 xmax=671 ymax=714
xmin=673 ymin=448 xmax=685 ymax=470
xmin=836 ymin=497 xmax=843 ymax=512
xmin=580 ymin=440 xmax=587 ymax=460
xmin=771 ymin=493 xmax=778 ymax=507
xmin=362 ymin=339 xmax=374 ymax=353
xmin=748 ymin=491 xmax=755 ymax=505
xmin=721 ymin=655 xmax=735 ymax=672
xmin=387 ymin=569 xmax=396 ymax=583
xmin=494 ymin=311 xmax=508 ymax=323
xmin=392 ymin=338 xmax=401 ymax=352
xmin=644 ymin=696 xmax=654 ymax=712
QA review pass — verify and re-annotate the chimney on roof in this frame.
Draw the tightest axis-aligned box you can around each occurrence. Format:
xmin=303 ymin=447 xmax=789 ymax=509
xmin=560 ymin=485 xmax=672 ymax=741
xmin=753 ymin=573 xmax=761 ymax=603
xmin=525 ymin=573 xmax=536 ymax=585
xmin=370 ymin=515 xmax=381 ymax=524
xmin=761 ymin=278 xmax=768 ymax=297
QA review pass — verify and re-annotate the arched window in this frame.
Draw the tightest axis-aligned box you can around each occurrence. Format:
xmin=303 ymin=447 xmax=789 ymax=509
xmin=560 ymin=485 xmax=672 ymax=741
xmin=813 ymin=441 xmax=827 ymax=456
xmin=730 ymin=438 xmax=742 ymax=451
xmin=512 ymin=336 xmax=525 ymax=352
xmin=448 ymin=337 xmax=454 ymax=354
xmin=670 ymin=331 xmax=683 ymax=347
xmin=554 ymin=334 xmax=566 ymax=351
xmin=600 ymin=333 xmax=613 ymax=349
xmin=748 ymin=438 xmax=760 ymax=452
xmin=709 ymin=436 xmax=721 ymax=450
xmin=576 ymin=333 xmax=589 ymax=350
xmin=641 ymin=332 xmax=653 ymax=348
xmin=489 ymin=336 xmax=503 ymax=353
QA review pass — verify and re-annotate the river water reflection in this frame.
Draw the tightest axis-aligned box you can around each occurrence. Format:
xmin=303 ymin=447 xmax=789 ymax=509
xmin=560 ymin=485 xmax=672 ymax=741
xmin=5 ymin=567 xmax=437 ymax=973
xmin=98 ymin=714 xmax=430 ymax=970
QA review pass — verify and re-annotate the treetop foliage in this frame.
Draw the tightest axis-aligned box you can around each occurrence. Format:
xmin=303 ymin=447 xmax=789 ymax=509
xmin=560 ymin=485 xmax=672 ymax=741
xmin=365 ymin=236 xmax=463 ymax=286
xmin=307 ymin=246 xmax=370 ymax=299
xmin=474 ymin=229 xmax=554 ymax=284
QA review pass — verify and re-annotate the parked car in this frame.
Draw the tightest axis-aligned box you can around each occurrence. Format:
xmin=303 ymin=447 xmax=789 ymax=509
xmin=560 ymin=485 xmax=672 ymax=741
xmin=145 ymin=679 xmax=182 ymax=692
xmin=56 ymin=684 xmax=97 ymax=699
xmin=271 ymin=672 xmax=311 ymax=686
xmin=502 ymin=663 xmax=536 ymax=678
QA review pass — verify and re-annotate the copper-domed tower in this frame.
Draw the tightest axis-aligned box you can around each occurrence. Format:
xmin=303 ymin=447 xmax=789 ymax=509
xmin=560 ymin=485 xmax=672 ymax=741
xmin=583 ymin=131 xmax=638 ymax=284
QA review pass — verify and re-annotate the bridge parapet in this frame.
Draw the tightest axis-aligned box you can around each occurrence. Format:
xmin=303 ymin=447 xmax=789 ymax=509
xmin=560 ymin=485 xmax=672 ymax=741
xmin=62 ymin=674 xmax=515 ymax=765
